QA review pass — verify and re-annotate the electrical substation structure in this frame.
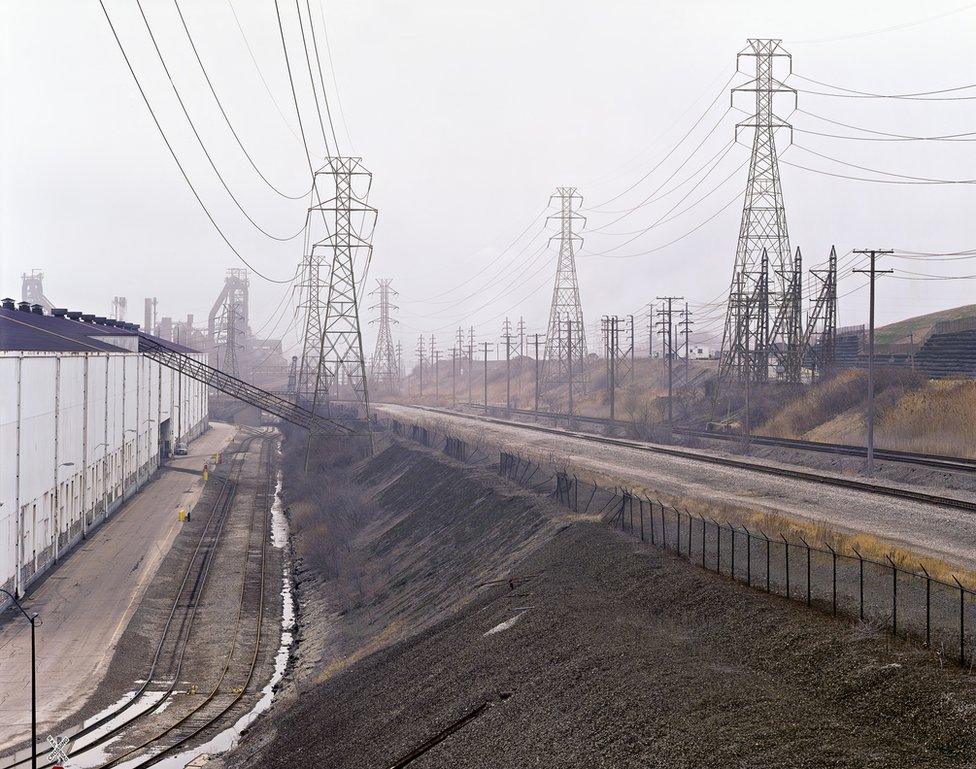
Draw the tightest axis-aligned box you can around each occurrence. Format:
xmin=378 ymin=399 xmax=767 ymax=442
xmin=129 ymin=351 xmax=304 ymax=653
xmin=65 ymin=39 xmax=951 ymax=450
xmin=542 ymin=187 xmax=588 ymax=397
xmin=719 ymin=38 xmax=799 ymax=385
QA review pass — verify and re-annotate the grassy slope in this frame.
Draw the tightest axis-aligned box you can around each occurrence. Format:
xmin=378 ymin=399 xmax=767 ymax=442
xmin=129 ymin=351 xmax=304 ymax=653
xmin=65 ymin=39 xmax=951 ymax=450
xmin=874 ymin=304 xmax=976 ymax=345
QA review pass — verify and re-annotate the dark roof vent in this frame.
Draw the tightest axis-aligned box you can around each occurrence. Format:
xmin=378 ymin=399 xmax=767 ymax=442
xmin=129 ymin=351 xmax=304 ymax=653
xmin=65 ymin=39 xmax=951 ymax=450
xmin=66 ymin=311 xmax=82 ymax=320
xmin=94 ymin=316 xmax=107 ymax=325
xmin=1 ymin=298 xmax=15 ymax=310
xmin=31 ymin=304 xmax=44 ymax=315
xmin=17 ymin=301 xmax=31 ymax=313
xmin=104 ymin=319 xmax=117 ymax=327
xmin=52 ymin=308 xmax=67 ymax=318
xmin=81 ymin=314 xmax=95 ymax=323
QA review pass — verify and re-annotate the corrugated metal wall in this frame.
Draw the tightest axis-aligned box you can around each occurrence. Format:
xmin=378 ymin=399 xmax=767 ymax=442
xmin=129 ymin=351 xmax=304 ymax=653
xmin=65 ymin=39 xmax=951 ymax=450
xmin=0 ymin=350 xmax=209 ymax=597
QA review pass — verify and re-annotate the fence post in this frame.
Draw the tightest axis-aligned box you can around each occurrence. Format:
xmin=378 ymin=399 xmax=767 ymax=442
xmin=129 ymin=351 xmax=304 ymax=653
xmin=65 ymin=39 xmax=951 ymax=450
xmin=646 ymin=496 xmax=655 ymax=546
xmin=853 ymin=546 xmax=864 ymax=621
xmin=744 ymin=526 xmax=752 ymax=587
xmin=730 ymin=523 xmax=736 ymax=580
xmin=574 ymin=474 xmax=579 ymax=512
xmin=826 ymin=543 xmax=837 ymax=616
xmin=629 ymin=495 xmax=634 ymax=535
xmin=759 ymin=528 xmax=771 ymax=592
xmin=712 ymin=518 xmax=722 ymax=574
xmin=782 ymin=534 xmax=791 ymax=600
xmin=952 ymin=576 xmax=966 ymax=665
xmin=639 ymin=499 xmax=644 ymax=542
xmin=920 ymin=563 xmax=931 ymax=648
xmin=700 ymin=515 xmax=707 ymax=568
xmin=886 ymin=555 xmax=898 ymax=637
xmin=677 ymin=508 xmax=682 ymax=557
xmin=799 ymin=536 xmax=812 ymax=608
xmin=656 ymin=500 xmax=666 ymax=549
xmin=583 ymin=481 xmax=597 ymax=515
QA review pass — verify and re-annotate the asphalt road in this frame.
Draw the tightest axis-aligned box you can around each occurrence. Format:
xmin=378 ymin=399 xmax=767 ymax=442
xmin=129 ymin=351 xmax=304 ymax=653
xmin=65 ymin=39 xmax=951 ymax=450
xmin=0 ymin=422 xmax=236 ymax=753
xmin=377 ymin=404 xmax=976 ymax=572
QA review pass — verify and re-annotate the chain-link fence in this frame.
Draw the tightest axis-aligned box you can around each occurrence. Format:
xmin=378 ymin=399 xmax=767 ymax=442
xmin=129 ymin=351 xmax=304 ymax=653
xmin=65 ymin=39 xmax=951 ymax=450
xmin=389 ymin=419 xmax=976 ymax=667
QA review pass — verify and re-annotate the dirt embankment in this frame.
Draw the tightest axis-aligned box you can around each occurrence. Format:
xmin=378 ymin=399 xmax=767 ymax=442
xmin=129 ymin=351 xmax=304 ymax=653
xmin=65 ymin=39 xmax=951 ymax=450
xmin=223 ymin=434 xmax=976 ymax=769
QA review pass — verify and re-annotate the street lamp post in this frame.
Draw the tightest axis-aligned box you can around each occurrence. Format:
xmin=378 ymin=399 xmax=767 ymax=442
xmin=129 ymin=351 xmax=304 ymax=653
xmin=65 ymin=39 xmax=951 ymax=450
xmin=1 ymin=588 xmax=38 ymax=769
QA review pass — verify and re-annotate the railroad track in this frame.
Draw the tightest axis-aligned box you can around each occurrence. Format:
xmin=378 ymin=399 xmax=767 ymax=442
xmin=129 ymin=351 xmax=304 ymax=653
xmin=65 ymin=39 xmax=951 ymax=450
xmin=458 ymin=403 xmax=976 ymax=475
xmin=102 ymin=435 xmax=274 ymax=768
xmin=395 ymin=405 xmax=976 ymax=513
xmin=0 ymin=432 xmax=271 ymax=769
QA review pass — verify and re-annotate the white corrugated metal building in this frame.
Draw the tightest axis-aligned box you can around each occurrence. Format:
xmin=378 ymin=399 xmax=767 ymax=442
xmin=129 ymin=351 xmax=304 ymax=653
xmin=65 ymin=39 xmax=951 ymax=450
xmin=0 ymin=301 xmax=209 ymax=599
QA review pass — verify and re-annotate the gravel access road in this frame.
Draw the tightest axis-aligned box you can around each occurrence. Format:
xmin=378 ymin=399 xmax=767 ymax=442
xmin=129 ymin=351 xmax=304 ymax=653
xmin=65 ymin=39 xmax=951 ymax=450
xmin=377 ymin=404 xmax=976 ymax=571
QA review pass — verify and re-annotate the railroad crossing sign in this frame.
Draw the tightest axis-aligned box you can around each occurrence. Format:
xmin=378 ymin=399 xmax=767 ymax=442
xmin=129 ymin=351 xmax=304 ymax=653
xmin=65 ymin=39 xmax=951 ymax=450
xmin=47 ymin=734 xmax=69 ymax=765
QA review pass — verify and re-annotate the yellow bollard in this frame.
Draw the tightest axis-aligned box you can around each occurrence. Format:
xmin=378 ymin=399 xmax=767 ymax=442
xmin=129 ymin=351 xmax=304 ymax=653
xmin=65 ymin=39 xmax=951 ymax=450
xmin=202 ymin=466 xmax=209 ymax=482
xmin=178 ymin=508 xmax=187 ymax=522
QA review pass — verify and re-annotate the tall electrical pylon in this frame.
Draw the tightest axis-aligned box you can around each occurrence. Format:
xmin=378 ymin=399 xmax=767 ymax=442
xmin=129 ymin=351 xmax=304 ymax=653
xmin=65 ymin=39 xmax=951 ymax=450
xmin=720 ymin=39 xmax=797 ymax=385
xmin=369 ymin=278 xmax=400 ymax=389
xmin=542 ymin=187 xmax=588 ymax=393
xmin=297 ymin=226 xmax=327 ymax=401
xmin=308 ymin=157 xmax=377 ymax=438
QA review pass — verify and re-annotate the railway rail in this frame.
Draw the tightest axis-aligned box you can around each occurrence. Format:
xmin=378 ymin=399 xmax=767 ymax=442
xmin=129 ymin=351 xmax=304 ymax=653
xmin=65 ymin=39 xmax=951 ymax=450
xmin=0 ymin=430 xmax=274 ymax=769
xmin=397 ymin=405 xmax=976 ymax=513
xmin=459 ymin=402 xmax=976 ymax=474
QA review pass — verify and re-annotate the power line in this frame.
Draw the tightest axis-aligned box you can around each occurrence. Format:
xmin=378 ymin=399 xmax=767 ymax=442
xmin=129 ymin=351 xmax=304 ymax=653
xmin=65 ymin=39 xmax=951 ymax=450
xmin=797 ymin=108 xmax=976 ymax=141
xmin=791 ymin=143 xmax=976 ymax=183
xmin=97 ymin=0 xmax=300 ymax=284
xmin=173 ymin=0 xmax=314 ymax=200
xmin=135 ymin=0 xmax=309 ymax=241
xmin=791 ymin=72 xmax=976 ymax=99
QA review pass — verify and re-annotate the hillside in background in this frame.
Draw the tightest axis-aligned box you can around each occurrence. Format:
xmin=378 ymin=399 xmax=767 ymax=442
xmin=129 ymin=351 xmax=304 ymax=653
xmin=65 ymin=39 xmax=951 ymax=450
xmin=874 ymin=304 xmax=976 ymax=345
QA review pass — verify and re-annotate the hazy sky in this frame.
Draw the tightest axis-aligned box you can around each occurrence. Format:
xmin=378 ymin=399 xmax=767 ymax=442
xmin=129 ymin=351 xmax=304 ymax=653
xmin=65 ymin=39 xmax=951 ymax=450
xmin=2 ymin=1 xmax=975 ymax=359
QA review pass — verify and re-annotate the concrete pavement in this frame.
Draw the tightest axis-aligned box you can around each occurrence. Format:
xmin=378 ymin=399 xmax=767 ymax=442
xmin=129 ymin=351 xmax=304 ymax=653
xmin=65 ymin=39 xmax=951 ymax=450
xmin=0 ymin=422 xmax=237 ymax=752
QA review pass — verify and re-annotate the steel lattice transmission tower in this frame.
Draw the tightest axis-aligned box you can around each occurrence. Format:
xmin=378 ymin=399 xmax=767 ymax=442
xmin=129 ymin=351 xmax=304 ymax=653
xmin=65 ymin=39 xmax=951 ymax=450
xmin=308 ymin=157 xmax=377 ymax=426
xmin=542 ymin=187 xmax=588 ymax=393
xmin=296 ymin=226 xmax=328 ymax=401
xmin=369 ymin=278 xmax=400 ymax=389
xmin=720 ymin=39 xmax=798 ymax=385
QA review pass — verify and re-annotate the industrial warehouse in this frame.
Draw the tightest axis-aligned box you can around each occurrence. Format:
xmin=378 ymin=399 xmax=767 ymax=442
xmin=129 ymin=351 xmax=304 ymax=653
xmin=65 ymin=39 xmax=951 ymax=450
xmin=0 ymin=300 xmax=208 ymax=598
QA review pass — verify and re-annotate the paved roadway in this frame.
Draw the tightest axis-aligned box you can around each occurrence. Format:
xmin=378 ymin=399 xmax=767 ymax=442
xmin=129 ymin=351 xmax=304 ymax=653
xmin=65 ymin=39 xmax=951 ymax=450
xmin=0 ymin=422 xmax=237 ymax=753
xmin=378 ymin=404 xmax=976 ymax=573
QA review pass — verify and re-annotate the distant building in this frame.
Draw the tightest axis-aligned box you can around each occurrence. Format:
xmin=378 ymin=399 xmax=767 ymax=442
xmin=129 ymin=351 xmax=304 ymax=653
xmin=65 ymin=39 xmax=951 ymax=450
xmin=0 ymin=299 xmax=209 ymax=600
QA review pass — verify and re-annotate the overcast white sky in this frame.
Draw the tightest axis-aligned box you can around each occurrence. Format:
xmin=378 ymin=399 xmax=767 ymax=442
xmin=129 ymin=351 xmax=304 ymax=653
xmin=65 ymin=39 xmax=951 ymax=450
xmin=2 ymin=1 xmax=975 ymax=359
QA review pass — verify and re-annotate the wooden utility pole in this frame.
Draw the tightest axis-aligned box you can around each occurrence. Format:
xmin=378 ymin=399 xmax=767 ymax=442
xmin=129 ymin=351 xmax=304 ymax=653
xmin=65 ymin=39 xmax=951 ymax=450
xmin=482 ymin=341 xmax=491 ymax=410
xmin=853 ymin=249 xmax=893 ymax=475
xmin=415 ymin=334 xmax=425 ymax=400
xmin=533 ymin=333 xmax=541 ymax=413
xmin=503 ymin=318 xmax=513 ymax=410
xmin=657 ymin=296 xmax=683 ymax=431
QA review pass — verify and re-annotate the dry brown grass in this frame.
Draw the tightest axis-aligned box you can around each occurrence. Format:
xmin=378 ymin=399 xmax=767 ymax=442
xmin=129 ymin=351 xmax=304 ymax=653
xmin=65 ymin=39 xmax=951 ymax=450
xmin=877 ymin=380 xmax=976 ymax=458
xmin=670 ymin=495 xmax=976 ymax=586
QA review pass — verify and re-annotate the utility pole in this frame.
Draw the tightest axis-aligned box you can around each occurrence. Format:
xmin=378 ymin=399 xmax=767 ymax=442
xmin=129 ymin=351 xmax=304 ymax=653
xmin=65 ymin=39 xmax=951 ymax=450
xmin=415 ymin=334 xmax=425 ymax=400
xmin=451 ymin=345 xmax=457 ymax=408
xmin=467 ymin=327 xmax=475 ymax=404
xmin=646 ymin=302 xmax=655 ymax=358
xmin=533 ymin=333 xmax=541 ymax=413
xmin=517 ymin=316 xmax=526 ymax=403
xmin=502 ymin=318 xmax=513 ymax=410
xmin=657 ymin=297 xmax=683 ymax=431
xmin=603 ymin=315 xmax=617 ymax=421
xmin=678 ymin=303 xmax=693 ymax=384
xmin=482 ymin=341 xmax=492 ymax=410
xmin=853 ymin=249 xmax=893 ymax=475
